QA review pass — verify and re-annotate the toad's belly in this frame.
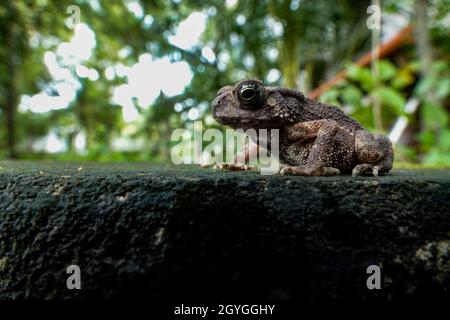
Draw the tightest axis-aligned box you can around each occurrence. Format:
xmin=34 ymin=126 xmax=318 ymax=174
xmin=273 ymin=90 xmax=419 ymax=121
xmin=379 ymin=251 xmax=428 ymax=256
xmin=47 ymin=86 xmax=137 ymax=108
xmin=278 ymin=131 xmax=357 ymax=172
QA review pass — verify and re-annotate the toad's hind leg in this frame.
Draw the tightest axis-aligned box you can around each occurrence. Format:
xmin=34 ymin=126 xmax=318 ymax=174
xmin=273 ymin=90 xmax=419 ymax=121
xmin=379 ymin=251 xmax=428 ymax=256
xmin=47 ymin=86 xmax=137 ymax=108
xmin=280 ymin=119 xmax=342 ymax=176
xmin=280 ymin=164 xmax=340 ymax=176
xmin=352 ymin=131 xmax=394 ymax=177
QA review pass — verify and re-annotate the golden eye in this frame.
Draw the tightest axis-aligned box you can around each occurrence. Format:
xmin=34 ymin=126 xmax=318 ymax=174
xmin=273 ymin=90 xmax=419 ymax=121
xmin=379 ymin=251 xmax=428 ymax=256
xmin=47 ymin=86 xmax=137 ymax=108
xmin=237 ymin=82 xmax=264 ymax=109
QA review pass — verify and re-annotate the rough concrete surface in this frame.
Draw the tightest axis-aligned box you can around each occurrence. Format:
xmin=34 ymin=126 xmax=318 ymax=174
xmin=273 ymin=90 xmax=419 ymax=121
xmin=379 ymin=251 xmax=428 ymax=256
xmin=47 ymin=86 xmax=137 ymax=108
xmin=0 ymin=161 xmax=449 ymax=301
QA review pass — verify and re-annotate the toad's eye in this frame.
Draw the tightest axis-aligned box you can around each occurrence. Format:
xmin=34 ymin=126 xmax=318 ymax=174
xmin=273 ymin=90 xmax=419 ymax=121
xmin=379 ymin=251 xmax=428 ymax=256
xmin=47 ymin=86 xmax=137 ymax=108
xmin=237 ymin=82 xmax=264 ymax=108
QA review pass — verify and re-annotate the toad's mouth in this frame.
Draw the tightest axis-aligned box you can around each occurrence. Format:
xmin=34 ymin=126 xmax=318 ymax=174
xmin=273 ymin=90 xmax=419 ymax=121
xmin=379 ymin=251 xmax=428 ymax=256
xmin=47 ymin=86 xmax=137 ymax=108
xmin=216 ymin=118 xmax=280 ymax=129
xmin=214 ymin=117 xmax=280 ymax=129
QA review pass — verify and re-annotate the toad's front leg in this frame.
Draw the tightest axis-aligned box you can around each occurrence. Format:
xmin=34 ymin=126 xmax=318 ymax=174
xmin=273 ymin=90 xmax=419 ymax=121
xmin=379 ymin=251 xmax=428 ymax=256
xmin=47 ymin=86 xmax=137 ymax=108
xmin=214 ymin=163 xmax=257 ymax=171
xmin=210 ymin=143 xmax=259 ymax=172
xmin=279 ymin=119 xmax=342 ymax=176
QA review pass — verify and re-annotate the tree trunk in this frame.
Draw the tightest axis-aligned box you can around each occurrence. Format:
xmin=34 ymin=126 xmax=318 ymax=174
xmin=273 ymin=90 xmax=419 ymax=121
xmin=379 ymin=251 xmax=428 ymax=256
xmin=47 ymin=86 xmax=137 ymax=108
xmin=414 ymin=0 xmax=433 ymax=77
xmin=371 ymin=0 xmax=383 ymax=133
xmin=414 ymin=0 xmax=437 ymax=105
xmin=280 ymin=37 xmax=300 ymax=88
xmin=5 ymin=3 xmax=18 ymax=159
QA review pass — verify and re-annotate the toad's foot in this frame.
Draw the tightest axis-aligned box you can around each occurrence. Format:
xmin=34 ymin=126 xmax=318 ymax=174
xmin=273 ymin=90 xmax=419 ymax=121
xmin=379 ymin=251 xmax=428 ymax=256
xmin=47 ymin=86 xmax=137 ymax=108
xmin=213 ymin=163 xmax=258 ymax=171
xmin=279 ymin=165 xmax=340 ymax=176
xmin=352 ymin=164 xmax=381 ymax=177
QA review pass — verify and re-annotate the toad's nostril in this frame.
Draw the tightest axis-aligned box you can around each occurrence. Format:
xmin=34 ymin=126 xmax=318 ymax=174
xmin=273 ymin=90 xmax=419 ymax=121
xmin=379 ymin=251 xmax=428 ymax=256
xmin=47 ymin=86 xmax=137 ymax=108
xmin=212 ymin=96 xmax=222 ymax=108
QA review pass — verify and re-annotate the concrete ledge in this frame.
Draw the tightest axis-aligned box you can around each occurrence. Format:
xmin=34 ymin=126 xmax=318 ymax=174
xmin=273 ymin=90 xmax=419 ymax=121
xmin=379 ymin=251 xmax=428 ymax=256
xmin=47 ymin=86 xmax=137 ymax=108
xmin=0 ymin=162 xmax=449 ymax=301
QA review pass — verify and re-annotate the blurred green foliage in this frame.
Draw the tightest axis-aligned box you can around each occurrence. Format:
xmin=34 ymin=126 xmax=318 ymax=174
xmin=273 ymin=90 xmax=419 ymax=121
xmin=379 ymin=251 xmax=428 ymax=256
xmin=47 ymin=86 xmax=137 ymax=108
xmin=0 ymin=0 xmax=448 ymax=166
xmin=321 ymin=58 xmax=450 ymax=165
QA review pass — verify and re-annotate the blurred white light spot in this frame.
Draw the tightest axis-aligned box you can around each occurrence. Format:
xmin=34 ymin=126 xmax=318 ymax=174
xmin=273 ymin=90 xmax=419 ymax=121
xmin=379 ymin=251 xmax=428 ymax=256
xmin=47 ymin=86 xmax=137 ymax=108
xmin=19 ymin=92 xmax=72 ymax=113
xmin=267 ymin=47 xmax=278 ymax=61
xmin=75 ymin=65 xmax=90 ymax=78
xmin=230 ymin=33 xmax=241 ymax=46
xmin=111 ymin=136 xmax=145 ymax=152
xmin=59 ymin=24 xmax=96 ymax=64
xmin=226 ymin=0 xmax=238 ymax=7
xmin=266 ymin=17 xmax=284 ymax=37
xmin=122 ymin=101 xmax=140 ymax=122
xmin=169 ymin=12 xmax=206 ymax=50
xmin=29 ymin=33 xmax=40 ymax=48
xmin=41 ymin=37 xmax=59 ymax=49
xmin=74 ymin=131 xmax=87 ymax=152
xmin=204 ymin=114 xmax=215 ymax=125
xmin=266 ymin=69 xmax=281 ymax=83
xmin=174 ymin=103 xmax=183 ymax=112
xmin=290 ymin=0 xmax=301 ymax=11
xmin=119 ymin=46 xmax=132 ymax=59
xmin=218 ymin=52 xmax=230 ymax=71
xmin=201 ymin=46 xmax=216 ymax=63
xmin=187 ymin=108 xmax=200 ymax=121
xmin=20 ymin=23 xmax=97 ymax=115
xmin=75 ymin=65 xmax=99 ymax=81
xmin=186 ymin=99 xmax=196 ymax=107
xmin=55 ymin=82 xmax=76 ymax=101
xmin=243 ymin=55 xmax=255 ymax=69
xmin=207 ymin=7 xmax=217 ymax=16
xmin=113 ymin=55 xmax=192 ymax=113
xmin=88 ymin=69 xmax=99 ymax=81
xmin=45 ymin=131 xmax=67 ymax=153
xmin=105 ymin=66 xmax=115 ymax=80
xmin=44 ymin=51 xmax=78 ymax=86
xmin=139 ymin=53 xmax=152 ymax=63
xmin=88 ymin=0 xmax=101 ymax=11
xmin=127 ymin=1 xmax=144 ymax=19
xmin=236 ymin=14 xmax=246 ymax=25
xmin=44 ymin=51 xmax=56 ymax=64
xmin=143 ymin=15 xmax=154 ymax=27
xmin=183 ymin=130 xmax=192 ymax=140
xmin=115 ymin=64 xmax=130 ymax=77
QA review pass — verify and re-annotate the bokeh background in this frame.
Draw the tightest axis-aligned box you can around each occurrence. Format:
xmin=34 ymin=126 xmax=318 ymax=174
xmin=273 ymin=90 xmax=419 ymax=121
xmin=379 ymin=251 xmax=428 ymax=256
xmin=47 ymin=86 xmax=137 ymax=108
xmin=0 ymin=0 xmax=448 ymax=166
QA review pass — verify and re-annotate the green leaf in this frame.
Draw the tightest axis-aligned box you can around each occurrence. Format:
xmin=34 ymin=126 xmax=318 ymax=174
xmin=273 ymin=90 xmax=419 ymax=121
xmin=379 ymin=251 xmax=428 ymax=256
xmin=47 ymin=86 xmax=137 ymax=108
xmin=431 ymin=61 xmax=448 ymax=73
xmin=415 ymin=76 xmax=436 ymax=97
xmin=319 ymin=89 xmax=340 ymax=105
xmin=391 ymin=67 xmax=415 ymax=90
xmin=347 ymin=64 xmax=375 ymax=91
xmin=439 ymin=129 xmax=450 ymax=150
xmin=422 ymin=101 xmax=448 ymax=129
xmin=436 ymin=78 xmax=450 ymax=99
xmin=417 ymin=131 xmax=435 ymax=149
xmin=373 ymin=86 xmax=406 ymax=115
xmin=341 ymin=85 xmax=362 ymax=107
xmin=408 ymin=60 xmax=421 ymax=72
xmin=423 ymin=150 xmax=450 ymax=166
xmin=376 ymin=60 xmax=397 ymax=82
